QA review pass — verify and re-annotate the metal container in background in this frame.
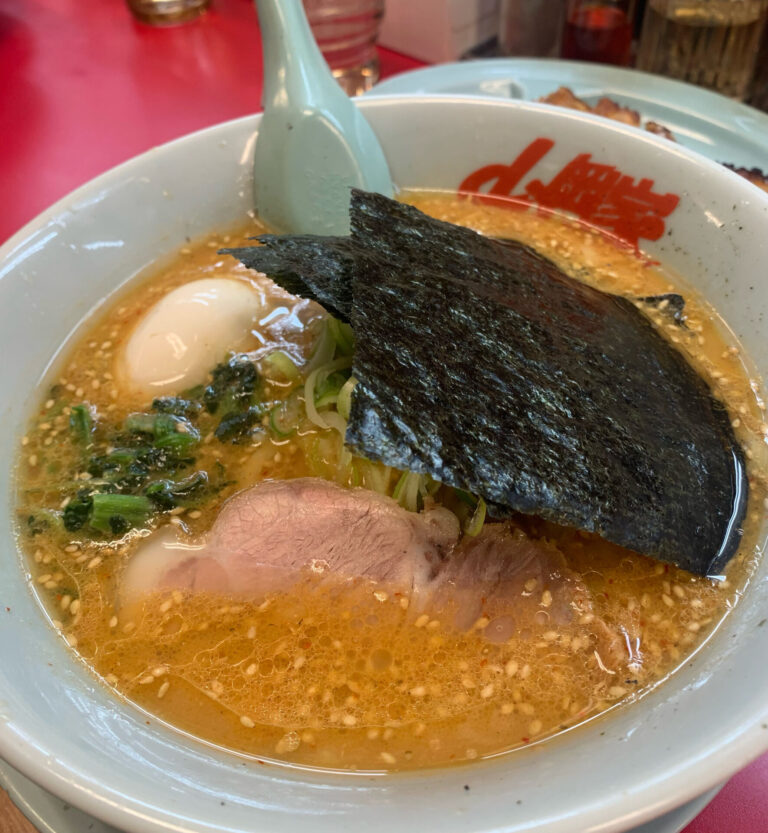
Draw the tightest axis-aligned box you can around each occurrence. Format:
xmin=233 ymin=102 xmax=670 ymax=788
xmin=498 ymin=0 xmax=565 ymax=56
xmin=125 ymin=0 xmax=210 ymax=25
xmin=747 ymin=15 xmax=768 ymax=110
xmin=303 ymin=0 xmax=385 ymax=95
xmin=637 ymin=0 xmax=768 ymax=100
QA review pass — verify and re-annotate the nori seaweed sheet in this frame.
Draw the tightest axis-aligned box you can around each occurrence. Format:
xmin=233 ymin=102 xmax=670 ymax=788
xmin=224 ymin=191 xmax=747 ymax=576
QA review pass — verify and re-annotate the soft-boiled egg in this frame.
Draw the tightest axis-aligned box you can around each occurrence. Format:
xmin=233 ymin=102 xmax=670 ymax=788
xmin=119 ymin=278 xmax=262 ymax=397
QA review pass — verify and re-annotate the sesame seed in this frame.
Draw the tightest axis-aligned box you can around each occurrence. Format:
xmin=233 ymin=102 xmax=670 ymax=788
xmin=380 ymin=751 xmax=396 ymax=764
xmin=480 ymin=684 xmax=495 ymax=699
xmin=21 ymin=435 xmax=29 ymax=446
xmin=662 ymin=594 xmax=675 ymax=607
xmin=37 ymin=574 xmax=52 ymax=584
xmin=245 ymin=663 xmax=257 ymax=676
xmin=64 ymin=544 xmax=79 ymax=553
xmin=518 ymin=702 xmax=535 ymax=716
xmin=473 ymin=616 xmax=490 ymax=630
xmin=45 ymin=399 xmax=54 ymax=410
xmin=139 ymin=675 xmax=155 ymax=685
xmin=109 ymin=616 xmax=118 ymax=628
xmin=247 ymin=626 xmax=256 ymax=639
xmin=157 ymin=681 xmax=170 ymax=698
xmin=65 ymin=633 xmax=78 ymax=648
xmin=461 ymin=676 xmax=476 ymax=689
xmin=159 ymin=599 xmax=173 ymax=613
xmin=367 ymin=728 xmax=380 ymax=740
xmin=672 ymin=584 xmax=686 ymax=599
xmin=87 ymin=556 xmax=102 ymax=570
xmin=188 ymin=510 xmax=202 ymax=519
xmin=540 ymin=590 xmax=552 ymax=607
xmin=152 ymin=666 xmax=168 ymax=677
xmin=410 ymin=685 xmax=427 ymax=698
xmin=543 ymin=630 xmax=558 ymax=641
xmin=123 ymin=621 xmax=136 ymax=634
xmin=609 ymin=686 xmax=627 ymax=697
xmin=240 ymin=715 xmax=255 ymax=728
xmin=28 ymin=454 xmax=38 ymax=466
xmin=60 ymin=595 xmax=72 ymax=611
xmin=373 ymin=590 xmax=389 ymax=602
xmin=399 ymin=597 xmax=409 ymax=610
xmin=342 ymin=714 xmax=357 ymax=726
xmin=105 ymin=674 xmax=119 ymax=685
xmin=465 ymin=748 xmax=478 ymax=759
xmin=687 ymin=622 xmax=701 ymax=632
xmin=414 ymin=614 xmax=429 ymax=628
xmin=520 ymin=664 xmax=531 ymax=680
xmin=500 ymin=702 xmax=515 ymax=715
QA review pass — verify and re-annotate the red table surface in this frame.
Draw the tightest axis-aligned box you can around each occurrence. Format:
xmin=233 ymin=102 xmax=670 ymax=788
xmin=1 ymin=1 xmax=767 ymax=831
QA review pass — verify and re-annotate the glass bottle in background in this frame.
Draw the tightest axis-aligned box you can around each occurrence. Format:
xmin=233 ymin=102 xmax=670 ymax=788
xmin=499 ymin=0 xmax=566 ymax=57
xmin=303 ymin=0 xmax=385 ymax=96
xmin=126 ymin=0 xmax=210 ymax=25
xmin=636 ymin=0 xmax=768 ymax=100
xmin=561 ymin=0 xmax=637 ymax=65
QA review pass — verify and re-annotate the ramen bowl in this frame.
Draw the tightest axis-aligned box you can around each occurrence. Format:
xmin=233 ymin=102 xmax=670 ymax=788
xmin=1 ymin=95 xmax=767 ymax=833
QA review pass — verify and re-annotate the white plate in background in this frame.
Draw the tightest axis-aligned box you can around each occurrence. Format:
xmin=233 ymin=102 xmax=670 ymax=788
xmin=369 ymin=58 xmax=768 ymax=170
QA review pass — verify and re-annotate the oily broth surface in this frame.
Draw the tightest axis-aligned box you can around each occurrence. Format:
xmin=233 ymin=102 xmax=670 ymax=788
xmin=15 ymin=193 xmax=767 ymax=772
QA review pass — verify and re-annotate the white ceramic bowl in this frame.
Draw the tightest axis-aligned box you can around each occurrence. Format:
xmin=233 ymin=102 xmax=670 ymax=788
xmin=1 ymin=96 xmax=767 ymax=833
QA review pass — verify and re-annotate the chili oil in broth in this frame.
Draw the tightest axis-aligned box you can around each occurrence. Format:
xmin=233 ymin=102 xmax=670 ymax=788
xmin=15 ymin=192 xmax=767 ymax=772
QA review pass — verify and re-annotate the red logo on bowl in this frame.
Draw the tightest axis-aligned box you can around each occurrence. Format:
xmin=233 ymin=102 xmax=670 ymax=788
xmin=459 ymin=138 xmax=680 ymax=248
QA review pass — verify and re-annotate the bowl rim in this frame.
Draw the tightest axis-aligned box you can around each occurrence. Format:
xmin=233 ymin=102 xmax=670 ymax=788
xmin=2 ymin=94 xmax=768 ymax=833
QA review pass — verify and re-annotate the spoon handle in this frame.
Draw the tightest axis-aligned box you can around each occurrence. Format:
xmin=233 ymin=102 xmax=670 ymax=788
xmin=256 ymin=0 xmax=342 ymax=109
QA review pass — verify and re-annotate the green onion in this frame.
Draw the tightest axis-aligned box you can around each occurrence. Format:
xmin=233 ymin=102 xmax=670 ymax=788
xmin=327 ymin=316 xmax=355 ymax=356
xmin=464 ymin=496 xmax=487 ymax=537
xmin=336 ymin=376 xmax=357 ymax=421
xmin=393 ymin=471 xmax=423 ymax=512
xmin=124 ymin=412 xmax=200 ymax=451
xmin=304 ymin=356 xmax=353 ymax=430
xmin=89 ymin=493 xmax=152 ymax=535
xmin=69 ymin=403 xmax=94 ymax=445
xmin=304 ymin=319 xmax=336 ymax=374
xmin=269 ymin=390 xmax=303 ymax=437
xmin=264 ymin=350 xmax=301 ymax=382
xmin=314 ymin=370 xmax=349 ymax=409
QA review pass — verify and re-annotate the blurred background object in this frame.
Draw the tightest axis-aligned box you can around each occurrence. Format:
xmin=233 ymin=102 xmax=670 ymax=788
xmin=498 ymin=0 xmax=565 ymax=56
xmin=636 ymin=0 xmax=768 ymax=99
xmin=126 ymin=0 xmax=210 ymax=25
xmin=378 ymin=0 xmax=499 ymax=62
xmin=303 ymin=0 xmax=385 ymax=94
xmin=561 ymin=0 xmax=636 ymax=64
xmin=748 ymin=16 xmax=768 ymax=108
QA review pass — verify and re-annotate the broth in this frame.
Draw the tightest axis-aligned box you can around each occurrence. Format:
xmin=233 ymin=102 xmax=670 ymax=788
xmin=15 ymin=192 xmax=767 ymax=771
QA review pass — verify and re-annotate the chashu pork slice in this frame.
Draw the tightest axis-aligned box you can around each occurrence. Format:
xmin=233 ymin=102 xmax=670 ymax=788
xmin=120 ymin=478 xmax=460 ymax=604
xmin=120 ymin=477 xmax=629 ymax=664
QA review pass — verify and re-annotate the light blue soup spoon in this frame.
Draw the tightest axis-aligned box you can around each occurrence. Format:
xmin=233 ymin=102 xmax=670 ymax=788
xmin=253 ymin=0 xmax=393 ymax=234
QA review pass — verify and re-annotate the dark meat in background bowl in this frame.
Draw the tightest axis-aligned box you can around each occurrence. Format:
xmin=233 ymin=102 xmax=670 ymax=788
xmin=224 ymin=190 xmax=747 ymax=578
xmin=540 ymin=87 xmax=768 ymax=194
